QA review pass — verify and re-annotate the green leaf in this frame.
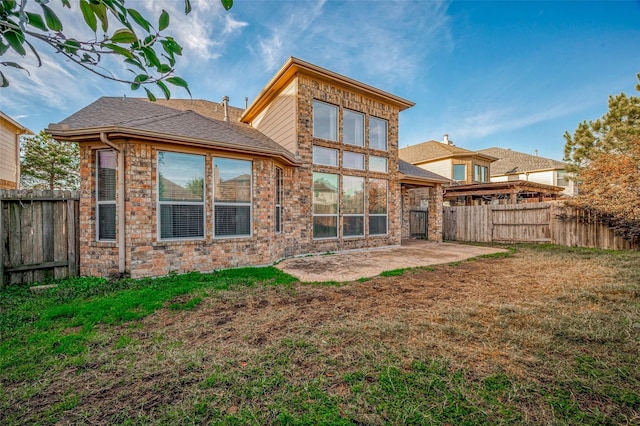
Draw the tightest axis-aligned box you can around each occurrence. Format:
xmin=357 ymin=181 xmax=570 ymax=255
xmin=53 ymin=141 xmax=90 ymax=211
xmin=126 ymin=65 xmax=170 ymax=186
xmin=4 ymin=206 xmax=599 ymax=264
xmin=161 ymin=38 xmax=182 ymax=56
xmin=124 ymin=57 xmax=146 ymax=72
xmin=134 ymin=74 xmax=149 ymax=84
xmin=166 ymin=76 xmax=191 ymax=97
xmin=1 ymin=62 xmax=29 ymax=75
xmin=0 ymin=40 xmax=9 ymax=56
xmin=110 ymin=28 xmax=137 ymax=44
xmin=157 ymin=63 xmax=172 ymax=73
xmin=127 ymin=8 xmax=151 ymax=32
xmin=24 ymin=40 xmax=42 ymax=66
xmin=144 ymin=87 xmax=156 ymax=102
xmin=156 ymin=80 xmax=171 ymax=100
xmin=221 ymin=0 xmax=233 ymax=11
xmin=61 ymin=0 xmax=71 ymax=8
xmin=40 ymin=4 xmax=63 ymax=32
xmin=102 ymin=43 xmax=134 ymax=59
xmin=90 ymin=2 xmax=109 ymax=32
xmin=80 ymin=0 xmax=97 ymax=32
xmin=4 ymin=31 xmax=26 ymax=56
xmin=0 ymin=71 xmax=9 ymax=88
xmin=140 ymin=47 xmax=161 ymax=69
xmin=184 ymin=0 xmax=192 ymax=14
xmin=25 ymin=12 xmax=47 ymax=31
xmin=158 ymin=10 xmax=170 ymax=31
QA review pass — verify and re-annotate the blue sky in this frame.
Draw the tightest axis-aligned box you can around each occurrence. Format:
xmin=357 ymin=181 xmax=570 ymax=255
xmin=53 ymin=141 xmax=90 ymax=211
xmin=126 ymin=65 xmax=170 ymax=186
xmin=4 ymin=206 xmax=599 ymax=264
xmin=1 ymin=0 xmax=639 ymax=160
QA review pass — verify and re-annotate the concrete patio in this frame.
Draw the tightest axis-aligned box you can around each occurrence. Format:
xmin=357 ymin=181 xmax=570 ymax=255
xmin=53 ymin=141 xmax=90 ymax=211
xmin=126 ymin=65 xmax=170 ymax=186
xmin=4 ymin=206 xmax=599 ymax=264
xmin=275 ymin=240 xmax=507 ymax=282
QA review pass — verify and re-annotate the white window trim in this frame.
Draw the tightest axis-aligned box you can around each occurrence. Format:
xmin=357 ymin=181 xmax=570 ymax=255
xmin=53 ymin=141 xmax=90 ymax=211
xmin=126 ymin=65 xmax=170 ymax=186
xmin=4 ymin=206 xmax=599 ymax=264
xmin=313 ymin=145 xmax=338 ymax=167
xmin=96 ymin=149 xmax=116 ymax=242
xmin=213 ymin=158 xmax=253 ymax=239
xmin=343 ymin=151 xmax=365 ymax=170
xmin=156 ymin=151 xmax=206 ymax=241
xmin=343 ymin=109 xmax=365 ymax=147
xmin=313 ymin=100 xmax=338 ymax=142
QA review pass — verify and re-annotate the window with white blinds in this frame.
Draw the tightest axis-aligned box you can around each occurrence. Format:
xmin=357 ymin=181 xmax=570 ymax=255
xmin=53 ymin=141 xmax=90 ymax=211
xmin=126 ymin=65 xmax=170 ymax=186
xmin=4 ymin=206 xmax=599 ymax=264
xmin=157 ymin=151 xmax=205 ymax=239
xmin=97 ymin=150 xmax=116 ymax=241
xmin=214 ymin=158 xmax=252 ymax=238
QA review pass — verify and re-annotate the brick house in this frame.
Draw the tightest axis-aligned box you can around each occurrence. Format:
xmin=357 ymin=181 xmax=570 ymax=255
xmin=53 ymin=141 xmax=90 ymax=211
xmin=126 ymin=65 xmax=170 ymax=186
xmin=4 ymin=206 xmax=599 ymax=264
xmin=0 ymin=111 xmax=33 ymax=189
xmin=48 ymin=57 xmax=448 ymax=278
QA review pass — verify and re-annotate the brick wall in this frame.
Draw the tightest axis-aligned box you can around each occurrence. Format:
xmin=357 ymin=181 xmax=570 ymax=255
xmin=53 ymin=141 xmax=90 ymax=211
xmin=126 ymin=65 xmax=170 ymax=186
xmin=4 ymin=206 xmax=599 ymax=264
xmin=0 ymin=178 xmax=17 ymax=189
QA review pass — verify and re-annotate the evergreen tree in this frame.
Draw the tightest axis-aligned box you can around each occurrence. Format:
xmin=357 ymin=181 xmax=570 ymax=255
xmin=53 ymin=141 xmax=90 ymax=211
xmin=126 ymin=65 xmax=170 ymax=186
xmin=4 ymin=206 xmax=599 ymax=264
xmin=21 ymin=130 xmax=79 ymax=190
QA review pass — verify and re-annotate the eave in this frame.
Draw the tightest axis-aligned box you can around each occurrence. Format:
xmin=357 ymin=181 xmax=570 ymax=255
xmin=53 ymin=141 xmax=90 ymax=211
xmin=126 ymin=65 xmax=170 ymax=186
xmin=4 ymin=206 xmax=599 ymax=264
xmin=46 ymin=125 xmax=302 ymax=167
xmin=241 ymin=57 xmax=415 ymax=123
xmin=412 ymin=152 xmax=498 ymax=165
xmin=0 ymin=111 xmax=33 ymax=135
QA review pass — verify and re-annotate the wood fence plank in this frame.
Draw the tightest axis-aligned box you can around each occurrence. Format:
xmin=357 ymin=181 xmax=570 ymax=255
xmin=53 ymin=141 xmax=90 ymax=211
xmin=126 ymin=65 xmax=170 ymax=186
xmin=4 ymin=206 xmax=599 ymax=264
xmin=67 ymin=198 xmax=79 ymax=277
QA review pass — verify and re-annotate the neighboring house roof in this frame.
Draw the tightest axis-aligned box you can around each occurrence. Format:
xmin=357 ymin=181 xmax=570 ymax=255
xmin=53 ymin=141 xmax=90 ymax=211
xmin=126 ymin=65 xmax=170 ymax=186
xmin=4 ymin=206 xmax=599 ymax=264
xmin=47 ymin=97 xmax=299 ymax=166
xmin=443 ymin=180 xmax=563 ymax=198
xmin=478 ymin=147 xmax=567 ymax=176
xmin=399 ymin=141 xmax=496 ymax=164
xmin=398 ymin=159 xmax=451 ymax=185
xmin=0 ymin=111 xmax=34 ymax=134
xmin=242 ymin=56 xmax=415 ymax=123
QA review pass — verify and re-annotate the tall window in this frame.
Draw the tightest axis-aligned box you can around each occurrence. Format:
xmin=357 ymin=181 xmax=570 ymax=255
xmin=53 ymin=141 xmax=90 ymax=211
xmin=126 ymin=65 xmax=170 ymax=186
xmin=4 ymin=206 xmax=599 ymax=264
xmin=368 ymin=178 xmax=387 ymax=235
xmin=453 ymin=164 xmax=466 ymax=181
xmin=313 ymin=100 xmax=338 ymax=141
xmin=158 ymin=151 xmax=205 ymax=239
xmin=313 ymin=172 xmax=338 ymax=239
xmin=97 ymin=150 xmax=116 ymax=241
xmin=343 ymin=109 xmax=364 ymax=146
xmin=214 ymin=158 xmax=252 ymax=238
xmin=275 ymin=167 xmax=283 ymax=234
xmin=343 ymin=176 xmax=364 ymax=237
xmin=369 ymin=117 xmax=388 ymax=151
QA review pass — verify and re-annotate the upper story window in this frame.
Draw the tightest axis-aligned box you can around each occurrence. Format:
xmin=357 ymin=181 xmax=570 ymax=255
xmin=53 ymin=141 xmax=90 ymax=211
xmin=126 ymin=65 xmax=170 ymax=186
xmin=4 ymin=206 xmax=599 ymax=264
xmin=313 ymin=145 xmax=338 ymax=167
xmin=453 ymin=164 xmax=466 ymax=182
xmin=369 ymin=155 xmax=388 ymax=173
xmin=369 ymin=117 xmax=388 ymax=151
xmin=214 ymin=158 xmax=252 ymax=238
xmin=343 ymin=151 xmax=364 ymax=170
xmin=97 ymin=150 xmax=117 ymax=241
xmin=343 ymin=109 xmax=364 ymax=146
xmin=313 ymin=100 xmax=338 ymax=141
xmin=473 ymin=164 xmax=488 ymax=183
xmin=158 ymin=151 xmax=205 ymax=240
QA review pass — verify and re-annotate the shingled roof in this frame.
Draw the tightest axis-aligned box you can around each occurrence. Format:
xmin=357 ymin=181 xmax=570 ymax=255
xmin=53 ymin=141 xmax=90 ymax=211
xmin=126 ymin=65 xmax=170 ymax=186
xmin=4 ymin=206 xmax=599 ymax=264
xmin=47 ymin=97 xmax=299 ymax=165
xmin=477 ymin=147 xmax=567 ymax=176
xmin=398 ymin=159 xmax=451 ymax=184
xmin=399 ymin=141 xmax=496 ymax=163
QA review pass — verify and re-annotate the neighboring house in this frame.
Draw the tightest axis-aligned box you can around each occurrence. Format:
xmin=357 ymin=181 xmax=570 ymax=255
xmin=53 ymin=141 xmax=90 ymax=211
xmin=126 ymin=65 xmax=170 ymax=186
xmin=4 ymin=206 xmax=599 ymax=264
xmin=0 ymin=111 xmax=33 ymax=189
xmin=47 ymin=57 xmax=449 ymax=278
xmin=399 ymin=135 xmax=497 ymax=184
xmin=477 ymin=147 xmax=576 ymax=195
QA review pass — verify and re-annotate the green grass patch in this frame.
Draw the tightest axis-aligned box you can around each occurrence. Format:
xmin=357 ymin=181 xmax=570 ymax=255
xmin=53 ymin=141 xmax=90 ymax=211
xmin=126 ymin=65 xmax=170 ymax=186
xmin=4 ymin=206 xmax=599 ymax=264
xmin=379 ymin=268 xmax=408 ymax=277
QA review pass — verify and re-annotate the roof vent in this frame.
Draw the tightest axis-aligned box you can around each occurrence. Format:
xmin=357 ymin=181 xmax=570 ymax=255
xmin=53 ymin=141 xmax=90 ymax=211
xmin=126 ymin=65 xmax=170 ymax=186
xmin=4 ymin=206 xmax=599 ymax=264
xmin=443 ymin=134 xmax=453 ymax=145
xmin=222 ymin=96 xmax=229 ymax=122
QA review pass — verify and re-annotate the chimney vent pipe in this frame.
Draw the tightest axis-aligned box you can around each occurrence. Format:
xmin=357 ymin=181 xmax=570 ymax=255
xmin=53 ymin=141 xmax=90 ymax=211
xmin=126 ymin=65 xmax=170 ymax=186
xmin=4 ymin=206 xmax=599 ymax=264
xmin=222 ymin=96 xmax=229 ymax=122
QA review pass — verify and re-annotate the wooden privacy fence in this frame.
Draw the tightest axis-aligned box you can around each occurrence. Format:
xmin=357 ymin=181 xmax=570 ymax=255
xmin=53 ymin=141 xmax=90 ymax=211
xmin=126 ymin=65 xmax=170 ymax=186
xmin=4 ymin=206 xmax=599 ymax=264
xmin=0 ymin=190 xmax=79 ymax=287
xmin=443 ymin=202 xmax=638 ymax=250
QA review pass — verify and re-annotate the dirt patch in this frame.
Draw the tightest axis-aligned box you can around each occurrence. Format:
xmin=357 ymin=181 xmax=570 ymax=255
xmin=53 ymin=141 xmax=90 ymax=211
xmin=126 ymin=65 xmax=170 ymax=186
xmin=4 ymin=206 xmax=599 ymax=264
xmin=276 ymin=240 xmax=508 ymax=281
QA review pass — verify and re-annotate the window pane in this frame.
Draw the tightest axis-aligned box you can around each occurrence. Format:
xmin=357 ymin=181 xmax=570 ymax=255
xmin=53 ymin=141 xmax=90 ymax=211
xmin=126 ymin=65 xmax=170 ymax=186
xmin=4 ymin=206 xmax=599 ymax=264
xmin=160 ymin=204 xmax=204 ymax=239
xmin=369 ymin=155 xmax=388 ymax=173
xmin=369 ymin=216 xmax=387 ymax=235
xmin=313 ymin=101 xmax=337 ymax=141
xmin=453 ymin=164 xmax=466 ymax=181
xmin=158 ymin=151 xmax=205 ymax=201
xmin=215 ymin=205 xmax=251 ymax=237
xmin=214 ymin=158 xmax=252 ymax=203
xmin=97 ymin=150 xmax=116 ymax=201
xmin=313 ymin=173 xmax=338 ymax=214
xmin=98 ymin=204 xmax=116 ymax=240
xmin=368 ymin=179 xmax=387 ymax=214
xmin=343 ymin=216 xmax=364 ymax=237
xmin=313 ymin=216 xmax=337 ymax=239
xmin=313 ymin=146 xmax=338 ymax=167
xmin=369 ymin=117 xmax=388 ymax=151
xmin=275 ymin=167 xmax=282 ymax=233
xmin=343 ymin=110 xmax=364 ymax=146
xmin=343 ymin=151 xmax=364 ymax=170
xmin=343 ymin=176 xmax=364 ymax=214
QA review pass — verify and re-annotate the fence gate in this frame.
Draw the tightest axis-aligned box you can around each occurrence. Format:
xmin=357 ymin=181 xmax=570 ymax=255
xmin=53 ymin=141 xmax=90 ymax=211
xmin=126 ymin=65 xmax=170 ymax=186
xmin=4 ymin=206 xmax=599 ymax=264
xmin=409 ymin=210 xmax=428 ymax=239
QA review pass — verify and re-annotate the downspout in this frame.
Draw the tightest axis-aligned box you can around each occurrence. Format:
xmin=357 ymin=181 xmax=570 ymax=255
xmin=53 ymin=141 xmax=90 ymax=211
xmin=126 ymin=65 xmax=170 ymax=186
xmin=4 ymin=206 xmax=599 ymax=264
xmin=100 ymin=132 xmax=126 ymax=275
